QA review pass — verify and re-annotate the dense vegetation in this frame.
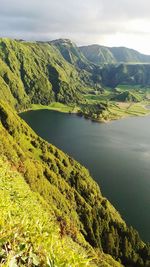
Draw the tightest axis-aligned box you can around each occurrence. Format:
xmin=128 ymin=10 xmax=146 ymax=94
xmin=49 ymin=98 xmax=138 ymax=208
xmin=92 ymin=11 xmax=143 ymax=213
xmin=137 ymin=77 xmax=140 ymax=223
xmin=0 ymin=101 xmax=150 ymax=266
xmin=0 ymin=38 xmax=95 ymax=110
xmin=99 ymin=64 xmax=150 ymax=88
xmin=0 ymin=157 xmax=97 ymax=267
xmin=50 ymin=39 xmax=92 ymax=70
xmin=1 ymin=37 xmax=150 ymax=122
xmin=0 ymin=37 xmax=150 ymax=266
xmin=80 ymin=45 xmax=150 ymax=65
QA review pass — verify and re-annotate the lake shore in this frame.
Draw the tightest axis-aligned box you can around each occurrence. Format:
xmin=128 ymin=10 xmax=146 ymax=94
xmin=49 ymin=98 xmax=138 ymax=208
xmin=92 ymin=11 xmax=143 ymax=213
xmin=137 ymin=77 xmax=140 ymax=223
xmin=20 ymin=101 xmax=150 ymax=123
xmin=20 ymin=102 xmax=80 ymax=114
xmin=20 ymin=108 xmax=150 ymax=243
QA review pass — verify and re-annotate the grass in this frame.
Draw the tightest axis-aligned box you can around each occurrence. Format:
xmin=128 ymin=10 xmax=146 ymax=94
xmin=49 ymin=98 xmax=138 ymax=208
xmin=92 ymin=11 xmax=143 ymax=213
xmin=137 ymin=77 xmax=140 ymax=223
xmin=0 ymin=100 xmax=148 ymax=266
xmin=0 ymin=156 xmax=124 ymax=267
xmin=84 ymin=90 xmax=115 ymax=102
xmin=83 ymin=86 xmax=150 ymax=122
xmin=30 ymin=99 xmax=150 ymax=123
xmin=116 ymin=84 xmax=150 ymax=92
xmin=0 ymin=157 xmax=97 ymax=267
xmin=105 ymin=102 xmax=150 ymax=121
xmin=30 ymin=102 xmax=79 ymax=113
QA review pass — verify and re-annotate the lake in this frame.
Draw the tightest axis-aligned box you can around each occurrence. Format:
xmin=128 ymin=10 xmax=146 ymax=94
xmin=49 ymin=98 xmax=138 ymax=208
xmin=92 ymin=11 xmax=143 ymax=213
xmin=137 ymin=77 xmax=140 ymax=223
xmin=20 ymin=110 xmax=150 ymax=242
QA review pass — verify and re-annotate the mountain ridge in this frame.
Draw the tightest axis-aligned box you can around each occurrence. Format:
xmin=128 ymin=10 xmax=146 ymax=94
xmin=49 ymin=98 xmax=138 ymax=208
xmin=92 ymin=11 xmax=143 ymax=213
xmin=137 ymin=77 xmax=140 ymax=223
xmin=0 ymin=37 xmax=150 ymax=266
xmin=80 ymin=44 xmax=150 ymax=64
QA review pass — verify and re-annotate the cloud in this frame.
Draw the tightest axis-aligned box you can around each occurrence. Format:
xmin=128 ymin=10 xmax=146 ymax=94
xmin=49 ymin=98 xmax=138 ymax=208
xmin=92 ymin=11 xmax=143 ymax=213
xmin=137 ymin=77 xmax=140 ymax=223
xmin=1 ymin=0 xmax=150 ymax=53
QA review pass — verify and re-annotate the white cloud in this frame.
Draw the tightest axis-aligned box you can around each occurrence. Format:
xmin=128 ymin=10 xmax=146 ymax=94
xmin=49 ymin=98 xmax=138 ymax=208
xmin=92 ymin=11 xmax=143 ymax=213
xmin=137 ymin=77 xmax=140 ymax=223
xmin=1 ymin=0 xmax=150 ymax=53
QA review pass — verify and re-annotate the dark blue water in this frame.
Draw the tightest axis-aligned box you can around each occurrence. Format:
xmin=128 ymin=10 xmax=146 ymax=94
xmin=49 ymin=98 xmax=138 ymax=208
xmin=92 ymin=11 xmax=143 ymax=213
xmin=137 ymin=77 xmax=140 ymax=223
xmin=20 ymin=110 xmax=150 ymax=242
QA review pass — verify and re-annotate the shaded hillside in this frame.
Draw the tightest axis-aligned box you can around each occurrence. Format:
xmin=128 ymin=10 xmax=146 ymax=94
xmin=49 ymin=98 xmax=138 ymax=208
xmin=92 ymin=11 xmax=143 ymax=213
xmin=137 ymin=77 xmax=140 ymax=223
xmin=50 ymin=39 xmax=92 ymax=70
xmin=111 ymin=91 xmax=141 ymax=102
xmin=0 ymin=100 xmax=150 ymax=266
xmin=80 ymin=45 xmax=115 ymax=65
xmin=80 ymin=45 xmax=150 ymax=65
xmin=95 ymin=64 xmax=150 ymax=88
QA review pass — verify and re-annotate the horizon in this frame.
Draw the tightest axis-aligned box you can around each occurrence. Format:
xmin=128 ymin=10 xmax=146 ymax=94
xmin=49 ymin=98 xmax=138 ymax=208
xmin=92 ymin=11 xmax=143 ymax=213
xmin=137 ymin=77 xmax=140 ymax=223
xmin=1 ymin=0 xmax=150 ymax=54
xmin=1 ymin=36 xmax=150 ymax=57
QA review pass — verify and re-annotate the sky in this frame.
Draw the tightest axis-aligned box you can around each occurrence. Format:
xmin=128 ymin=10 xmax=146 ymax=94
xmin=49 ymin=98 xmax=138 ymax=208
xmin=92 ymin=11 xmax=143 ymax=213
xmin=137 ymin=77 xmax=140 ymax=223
xmin=1 ymin=0 xmax=150 ymax=54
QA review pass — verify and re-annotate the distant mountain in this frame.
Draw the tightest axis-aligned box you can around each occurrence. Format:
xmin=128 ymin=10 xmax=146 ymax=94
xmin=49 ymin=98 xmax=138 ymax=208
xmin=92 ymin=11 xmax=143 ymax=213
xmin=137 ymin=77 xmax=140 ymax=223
xmin=50 ymin=39 xmax=92 ymax=70
xmin=80 ymin=44 xmax=150 ymax=64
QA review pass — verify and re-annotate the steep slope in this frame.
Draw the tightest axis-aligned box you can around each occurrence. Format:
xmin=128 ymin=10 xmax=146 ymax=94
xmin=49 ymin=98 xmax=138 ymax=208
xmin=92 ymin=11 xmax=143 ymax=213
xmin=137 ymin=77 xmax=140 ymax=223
xmin=110 ymin=47 xmax=150 ymax=63
xmin=80 ymin=45 xmax=116 ymax=65
xmin=0 ymin=100 xmax=150 ymax=266
xmin=80 ymin=45 xmax=150 ymax=65
xmin=0 ymin=157 xmax=97 ymax=266
xmin=94 ymin=64 xmax=150 ymax=88
xmin=50 ymin=39 xmax=92 ymax=70
xmin=1 ymin=37 xmax=150 ymax=114
xmin=0 ymin=38 xmax=96 ymax=110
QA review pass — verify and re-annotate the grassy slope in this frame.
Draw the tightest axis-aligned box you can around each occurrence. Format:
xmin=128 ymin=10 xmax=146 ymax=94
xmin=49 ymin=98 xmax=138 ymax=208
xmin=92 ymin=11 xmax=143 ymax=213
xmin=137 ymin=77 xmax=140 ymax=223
xmin=82 ymin=85 xmax=150 ymax=122
xmin=0 ymin=157 xmax=124 ymax=267
xmin=30 ymin=102 xmax=79 ymax=113
xmin=0 ymin=101 xmax=124 ymax=267
xmin=0 ymin=157 xmax=97 ymax=267
xmin=0 ymin=38 xmax=94 ymax=109
xmin=1 ymin=37 xmax=150 ymax=123
xmin=50 ymin=39 xmax=92 ymax=70
xmin=0 ymin=38 xmax=150 ymax=266
xmin=80 ymin=45 xmax=150 ymax=65
xmin=0 ymin=160 xmax=125 ymax=267
xmin=26 ymin=89 xmax=150 ymax=122
xmin=0 ymin=100 xmax=150 ymax=266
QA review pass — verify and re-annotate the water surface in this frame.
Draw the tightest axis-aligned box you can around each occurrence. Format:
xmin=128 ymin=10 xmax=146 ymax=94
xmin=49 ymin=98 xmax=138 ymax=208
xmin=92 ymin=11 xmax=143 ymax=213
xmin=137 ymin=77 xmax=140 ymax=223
xmin=20 ymin=110 xmax=150 ymax=242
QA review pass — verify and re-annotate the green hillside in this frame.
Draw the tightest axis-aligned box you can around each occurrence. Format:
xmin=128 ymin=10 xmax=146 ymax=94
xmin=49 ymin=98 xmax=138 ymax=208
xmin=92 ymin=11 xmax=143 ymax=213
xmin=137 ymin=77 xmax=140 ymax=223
xmin=0 ymin=38 xmax=96 ymax=110
xmin=80 ymin=45 xmax=116 ymax=65
xmin=0 ymin=101 xmax=150 ymax=266
xmin=80 ymin=45 xmax=150 ymax=65
xmin=50 ymin=39 xmax=92 ymax=70
xmin=1 ymin=37 xmax=150 ymax=113
xmin=0 ymin=157 xmax=98 ymax=267
xmin=0 ymin=37 xmax=150 ymax=266
xmin=95 ymin=64 xmax=150 ymax=88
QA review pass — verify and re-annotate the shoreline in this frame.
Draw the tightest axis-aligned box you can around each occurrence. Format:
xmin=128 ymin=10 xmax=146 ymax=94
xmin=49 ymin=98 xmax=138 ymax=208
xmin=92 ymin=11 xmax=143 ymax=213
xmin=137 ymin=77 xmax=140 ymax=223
xmin=19 ymin=103 xmax=79 ymax=114
xmin=19 ymin=102 xmax=150 ymax=124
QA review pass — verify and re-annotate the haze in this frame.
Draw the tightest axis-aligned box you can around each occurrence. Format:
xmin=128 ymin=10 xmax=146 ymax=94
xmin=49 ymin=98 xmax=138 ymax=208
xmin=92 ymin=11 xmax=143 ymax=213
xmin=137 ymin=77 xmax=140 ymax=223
xmin=1 ymin=0 xmax=150 ymax=54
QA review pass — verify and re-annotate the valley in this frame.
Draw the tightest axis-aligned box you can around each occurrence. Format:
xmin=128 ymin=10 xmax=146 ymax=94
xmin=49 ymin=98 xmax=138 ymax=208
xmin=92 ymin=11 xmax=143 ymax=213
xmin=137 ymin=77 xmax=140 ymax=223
xmin=28 ymin=85 xmax=150 ymax=123
xmin=0 ymin=37 xmax=150 ymax=266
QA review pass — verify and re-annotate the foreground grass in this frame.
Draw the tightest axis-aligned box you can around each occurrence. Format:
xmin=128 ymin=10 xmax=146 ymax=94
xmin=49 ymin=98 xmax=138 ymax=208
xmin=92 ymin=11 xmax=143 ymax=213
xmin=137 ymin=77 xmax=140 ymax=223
xmin=0 ymin=157 xmax=124 ymax=267
xmin=1 ymin=100 xmax=148 ymax=266
xmin=0 ymin=157 xmax=96 ymax=267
